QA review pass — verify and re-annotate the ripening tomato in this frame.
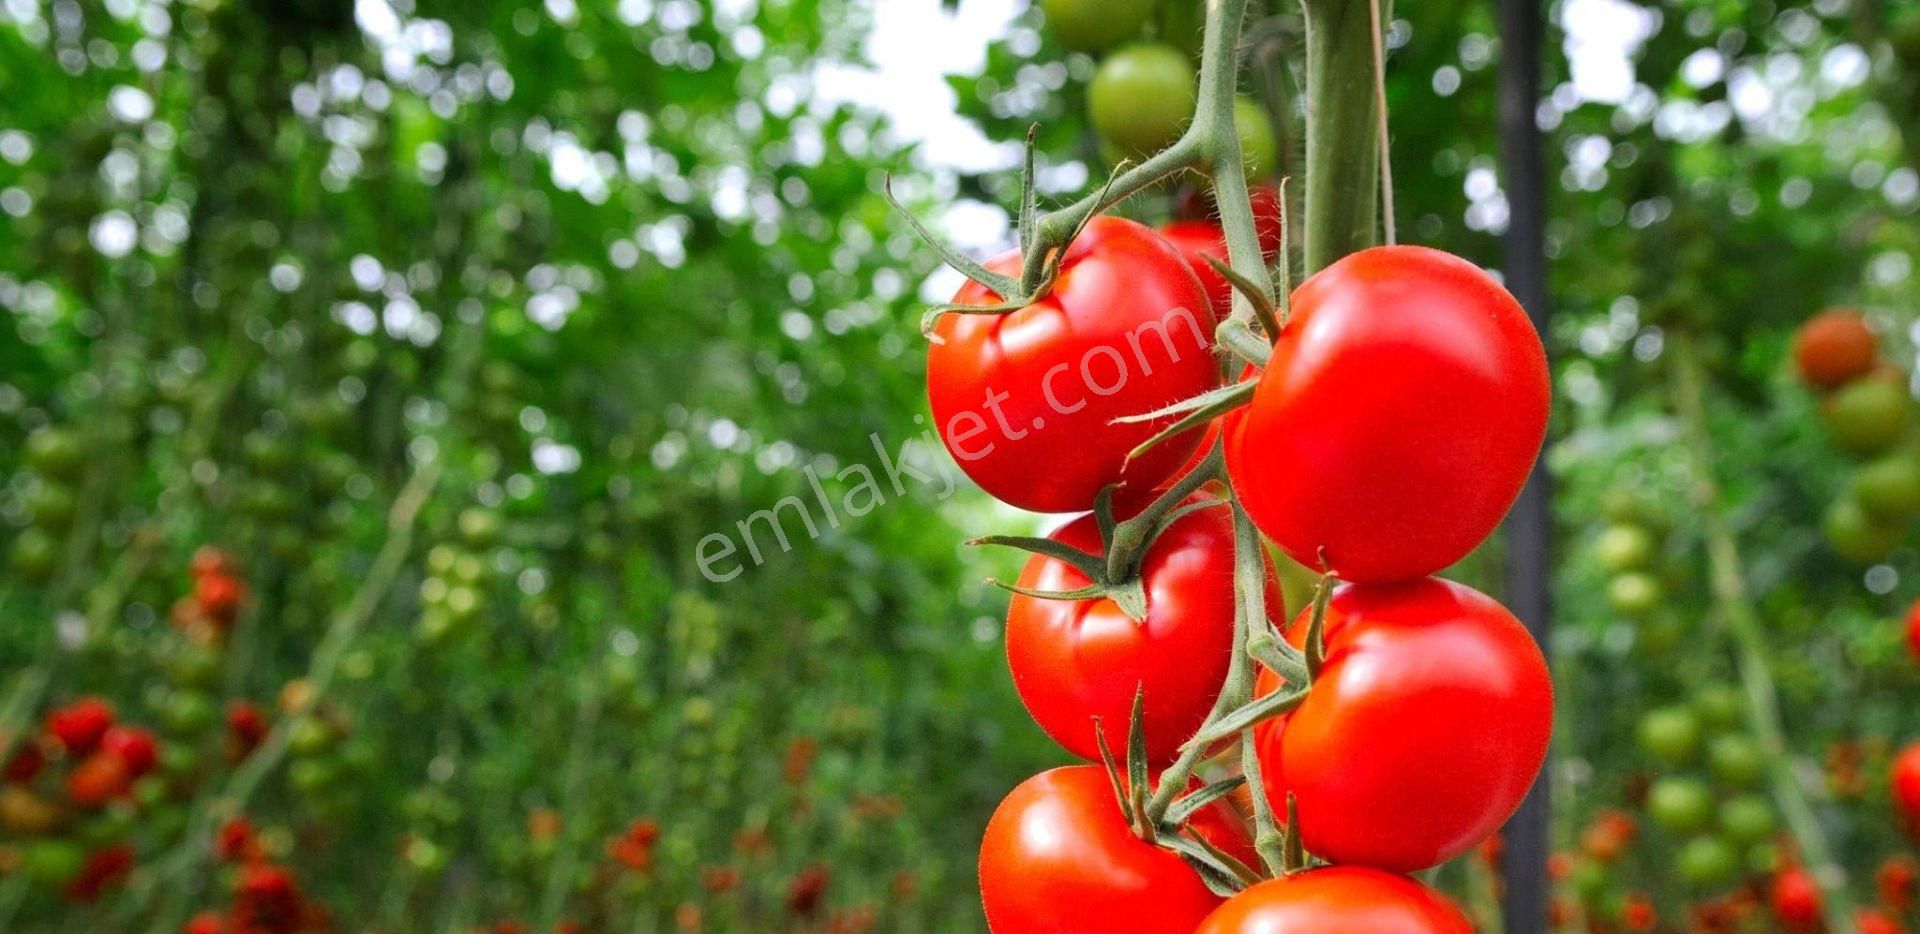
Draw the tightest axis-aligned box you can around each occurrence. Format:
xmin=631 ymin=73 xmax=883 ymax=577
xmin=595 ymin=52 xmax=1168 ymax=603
xmin=1893 ymin=742 xmax=1920 ymax=833
xmin=979 ymin=766 xmax=1251 ymax=933
xmin=1253 ymin=578 xmax=1551 ymax=871
xmin=1194 ymin=866 xmax=1472 ymax=933
xmin=1822 ymin=378 xmax=1910 ymax=457
xmin=1906 ymin=599 xmax=1920 ymax=665
xmin=1227 ymin=246 xmax=1549 ymax=583
xmin=929 ymin=216 xmax=1218 ymax=513
xmin=1771 ymin=867 xmax=1824 ymax=929
xmin=1794 ymin=310 xmax=1877 ymax=389
xmin=47 ymin=697 xmax=116 ymax=754
xmin=1006 ymin=501 xmax=1278 ymax=765
xmin=66 ymin=753 xmax=131 ymax=809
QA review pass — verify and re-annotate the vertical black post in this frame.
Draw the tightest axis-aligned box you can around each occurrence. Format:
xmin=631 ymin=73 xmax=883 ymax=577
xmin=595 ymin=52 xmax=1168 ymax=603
xmin=1498 ymin=0 xmax=1552 ymax=931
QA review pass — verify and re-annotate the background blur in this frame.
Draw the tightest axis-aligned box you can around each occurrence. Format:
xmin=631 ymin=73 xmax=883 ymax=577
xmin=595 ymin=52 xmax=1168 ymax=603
xmin=6 ymin=0 xmax=1920 ymax=930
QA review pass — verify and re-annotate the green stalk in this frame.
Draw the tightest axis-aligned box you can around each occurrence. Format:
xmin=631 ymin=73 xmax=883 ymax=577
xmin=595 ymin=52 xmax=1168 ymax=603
xmin=1669 ymin=335 xmax=1854 ymax=933
xmin=1298 ymin=0 xmax=1381 ymax=273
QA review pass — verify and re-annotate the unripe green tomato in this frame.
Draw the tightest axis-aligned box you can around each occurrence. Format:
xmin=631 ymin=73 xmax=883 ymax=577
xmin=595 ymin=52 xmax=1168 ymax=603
xmin=27 ymin=483 xmax=77 ymax=528
xmin=160 ymin=743 xmax=203 ymax=779
xmin=163 ymin=690 xmax=216 ymax=734
xmin=1823 ymin=379 xmax=1909 ymax=456
xmin=1706 ymin=734 xmax=1765 ymax=787
xmin=418 ymin=608 xmax=456 ymax=643
xmin=1637 ymin=706 xmax=1702 ymax=766
xmin=1571 ymin=860 xmax=1611 ymax=903
xmin=19 ymin=839 xmax=85 ymax=887
xmin=1088 ymin=43 xmax=1196 ymax=157
xmin=1717 ymin=794 xmax=1774 ymax=844
xmin=1594 ymin=524 xmax=1657 ymax=573
xmin=1647 ymin=777 xmax=1714 ymax=834
xmin=1852 ymin=455 xmax=1920 ymax=520
xmin=12 ymin=527 xmax=60 ymax=581
xmin=25 ymin=428 xmax=85 ymax=479
xmin=286 ymin=717 xmax=333 ymax=757
xmin=1040 ymin=0 xmax=1156 ymax=52
xmin=404 ymin=836 xmax=447 ymax=874
xmin=443 ymin=585 xmax=481 ymax=620
xmin=1600 ymin=487 xmax=1657 ymax=525
xmin=1823 ymin=496 xmax=1902 ymax=564
xmin=452 ymin=553 xmax=486 ymax=585
xmin=1232 ymin=96 xmax=1277 ymax=181
xmin=1691 ymin=684 xmax=1745 ymax=732
xmin=1676 ymin=835 xmax=1739 ymax=887
xmin=1607 ymin=571 xmax=1664 ymax=618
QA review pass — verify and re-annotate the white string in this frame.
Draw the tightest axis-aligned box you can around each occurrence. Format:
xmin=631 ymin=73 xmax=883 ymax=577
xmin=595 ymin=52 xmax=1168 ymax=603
xmin=1368 ymin=0 xmax=1396 ymax=245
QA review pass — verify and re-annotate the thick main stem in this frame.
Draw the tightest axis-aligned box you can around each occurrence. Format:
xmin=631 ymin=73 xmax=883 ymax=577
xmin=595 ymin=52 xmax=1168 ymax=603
xmin=1299 ymin=0 xmax=1381 ymax=274
xmin=1670 ymin=335 xmax=1855 ymax=934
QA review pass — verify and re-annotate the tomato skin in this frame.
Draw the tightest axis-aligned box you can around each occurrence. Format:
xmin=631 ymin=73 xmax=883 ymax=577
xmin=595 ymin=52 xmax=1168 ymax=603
xmin=1893 ymin=742 xmax=1920 ymax=833
xmin=98 ymin=727 xmax=158 ymax=778
xmin=1087 ymin=44 xmax=1196 ymax=157
xmin=1794 ymin=310 xmax=1877 ymax=389
xmin=1770 ymin=867 xmax=1824 ymax=929
xmin=1006 ymin=502 xmax=1279 ymax=765
xmin=1040 ymin=0 xmax=1155 ymax=51
xmin=1905 ymin=599 xmax=1920 ymax=665
xmin=1227 ymin=246 xmax=1549 ymax=583
xmin=66 ymin=753 xmax=131 ymax=809
xmin=1194 ymin=866 xmax=1472 ymax=933
xmin=979 ymin=765 xmax=1250 ymax=933
xmin=47 ymin=698 xmax=116 ymax=755
xmin=1253 ymin=578 xmax=1551 ymax=872
xmin=929 ymin=216 xmax=1218 ymax=513
xmin=1157 ymin=221 xmax=1234 ymax=319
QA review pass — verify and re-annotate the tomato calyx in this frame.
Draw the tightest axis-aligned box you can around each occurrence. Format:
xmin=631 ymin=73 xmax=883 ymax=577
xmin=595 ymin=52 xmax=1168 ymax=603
xmin=975 ymin=445 xmax=1229 ymax=622
xmin=1115 ymin=380 xmax=1258 ymax=465
xmin=1178 ymin=575 xmax=1323 ymax=753
xmin=1092 ymin=687 xmax=1262 ymax=896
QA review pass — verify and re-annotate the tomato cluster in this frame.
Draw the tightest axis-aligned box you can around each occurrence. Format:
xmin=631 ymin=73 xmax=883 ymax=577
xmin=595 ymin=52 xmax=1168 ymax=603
xmin=1790 ymin=310 xmax=1920 ymax=564
xmin=2 ymin=696 xmax=160 ymax=903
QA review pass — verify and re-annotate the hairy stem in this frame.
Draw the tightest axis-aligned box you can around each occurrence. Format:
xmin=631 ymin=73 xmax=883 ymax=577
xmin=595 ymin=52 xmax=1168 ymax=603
xmin=1299 ymin=0 xmax=1381 ymax=273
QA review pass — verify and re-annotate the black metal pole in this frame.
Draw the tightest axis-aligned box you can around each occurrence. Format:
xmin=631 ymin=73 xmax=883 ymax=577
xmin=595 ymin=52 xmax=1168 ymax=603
xmin=1498 ymin=0 xmax=1552 ymax=931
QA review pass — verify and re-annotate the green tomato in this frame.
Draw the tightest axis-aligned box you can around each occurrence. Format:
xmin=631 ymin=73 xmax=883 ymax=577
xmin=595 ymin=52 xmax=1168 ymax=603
xmin=1717 ymin=795 xmax=1775 ymax=844
xmin=1647 ymin=777 xmax=1715 ymax=835
xmin=1823 ymin=496 xmax=1902 ymax=564
xmin=1676 ymin=835 xmax=1739 ymax=887
xmin=27 ymin=483 xmax=77 ymax=528
xmin=1823 ymin=379 xmax=1909 ymax=456
xmin=25 ymin=428 xmax=85 ymax=479
xmin=163 ymin=690 xmax=216 ymax=734
xmin=1607 ymin=571 xmax=1664 ymax=618
xmin=1707 ymin=734 xmax=1766 ymax=788
xmin=1232 ymin=96 xmax=1277 ymax=181
xmin=1852 ymin=455 xmax=1920 ymax=520
xmin=1040 ymin=0 xmax=1156 ymax=52
xmin=1088 ymin=43 xmax=1195 ymax=157
xmin=1637 ymin=706 xmax=1702 ymax=766
xmin=286 ymin=717 xmax=333 ymax=757
xmin=19 ymin=839 xmax=85 ymax=887
xmin=1691 ymin=684 xmax=1745 ymax=732
xmin=1593 ymin=523 xmax=1656 ymax=573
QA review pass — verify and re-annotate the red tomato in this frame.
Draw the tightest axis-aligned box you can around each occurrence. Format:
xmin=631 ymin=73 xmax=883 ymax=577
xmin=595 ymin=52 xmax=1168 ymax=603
xmin=1893 ymin=742 xmax=1920 ymax=833
xmin=64 ymin=844 xmax=134 ymax=903
xmin=1770 ymin=867 xmax=1824 ymax=929
xmin=1006 ymin=500 xmax=1278 ymax=765
xmin=1253 ymin=577 xmax=1551 ymax=871
xmin=1794 ymin=309 xmax=1877 ymax=389
xmin=1158 ymin=221 xmax=1233 ymax=319
xmin=929 ymin=216 xmax=1218 ymax=513
xmin=66 ymin=752 xmax=131 ymax=809
xmin=1858 ymin=908 xmax=1904 ymax=934
xmin=980 ymin=766 xmax=1250 ymax=932
xmin=1194 ymin=866 xmax=1472 ymax=933
xmin=46 ymin=697 xmax=116 ymax=754
xmin=184 ymin=912 xmax=228 ymax=934
xmin=99 ymin=726 xmax=158 ymax=778
xmin=1906 ymin=599 xmax=1920 ymax=665
xmin=1226 ymin=245 xmax=1548 ymax=582
xmin=1879 ymin=854 xmax=1917 ymax=912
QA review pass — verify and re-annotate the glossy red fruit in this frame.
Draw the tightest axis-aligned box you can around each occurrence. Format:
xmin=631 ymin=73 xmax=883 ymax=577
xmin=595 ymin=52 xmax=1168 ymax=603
xmin=929 ymin=216 xmax=1218 ymax=513
xmin=1906 ymin=599 xmax=1920 ymax=665
xmin=1158 ymin=221 xmax=1234 ymax=318
xmin=99 ymin=727 xmax=158 ymax=778
xmin=1893 ymin=742 xmax=1920 ymax=835
xmin=66 ymin=753 xmax=131 ymax=809
xmin=1227 ymin=245 xmax=1548 ymax=582
xmin=1794 ymin=309 xmax=1877 ymax=389
xmin=1253 ymin=578 xmax=1552 ymax=872
xmin=980 ymin=765 xmax=1250 ymax=933
xmin=1006 ymin=500 xmax=1278 ymax=765
xmin=1770 ymin=867 xmax=1824 ymax=929
xmin=1176 ymin=183 xmax=1284 ymax=259
xmin=1857 ymin=908 xmax=1904 ymax=934
xmin=47 ymin=697 xmax=116 ymax=754
xmin=1194 ymin=866 xmax=1472 ymax=933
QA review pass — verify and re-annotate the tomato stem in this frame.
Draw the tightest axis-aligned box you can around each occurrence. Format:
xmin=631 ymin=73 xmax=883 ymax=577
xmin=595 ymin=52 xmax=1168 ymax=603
xmin=1298 ymin=0 xmax=1383 ymax=274
xmin=1670 ymin=333 xmax=1857 ymax=932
